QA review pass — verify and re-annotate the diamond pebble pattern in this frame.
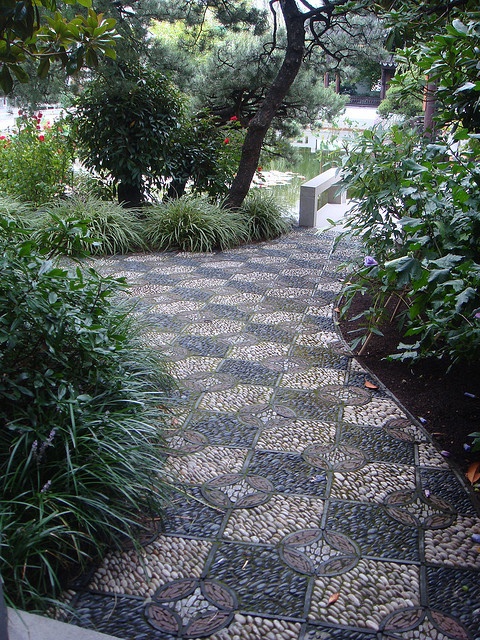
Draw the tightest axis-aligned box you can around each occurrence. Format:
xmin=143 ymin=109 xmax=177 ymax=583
xmin=68 ymin=229 xmax=479 ymax=640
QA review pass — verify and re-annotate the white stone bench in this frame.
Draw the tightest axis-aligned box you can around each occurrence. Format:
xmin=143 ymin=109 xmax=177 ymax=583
xmin=298 ymin=167 xmax=346 ymax=228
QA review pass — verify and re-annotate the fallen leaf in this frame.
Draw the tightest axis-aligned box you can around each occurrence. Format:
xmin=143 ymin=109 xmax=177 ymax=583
xmin=466 ymin=461 xmax=480 ymax=485
xmin=364 ymin=380 xmax=378 ymax=390
xmin=327 ymin=592 xmax=340 ymax=606
xmin=334 ymin=307 xmax=341 ymax=313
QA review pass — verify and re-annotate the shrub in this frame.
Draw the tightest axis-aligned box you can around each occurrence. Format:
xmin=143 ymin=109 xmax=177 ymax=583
xmin=72 ymin=65 xmax=186 ymax=206
xmin=239 ymin=189 xmax=294 ymax=241
xmin=0 ymin=216 xmax=174 ymax=610
xmin=144 ymin=196 xmax=249 ymax=252
xmin=34 ymin=196 xmax=146 ymax=256
xmin=0 ymin=112 xmax=73 ymax=206
xmin=337 ymin=124 xmax=480 ymax=364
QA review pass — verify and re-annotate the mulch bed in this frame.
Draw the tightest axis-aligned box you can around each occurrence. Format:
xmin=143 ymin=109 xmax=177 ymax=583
xmin=337 ymin=292 xmax=480 ymax=480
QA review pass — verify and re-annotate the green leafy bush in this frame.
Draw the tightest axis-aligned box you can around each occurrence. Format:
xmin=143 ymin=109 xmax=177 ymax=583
xmin=34 ymin=196 xmax=146 ymax=256
xmin=72 ymin=65 xmax=186 ymax=206
xmin=0 ymin=112 xmax=73 ymax=205
xmin=144 ymin=196 xmax=249 ymax=252
xmin=165 ymin=115 xmax=246 ymax=201
xmin=337 ymin=13 xmax=480 ymax=456
xmin=0 ymin=216 xmax=174 ymax=610
xmin=239 ymin=189 xmax=294 ymax=241
xmin=338 ymin=124 xmax=480 ymax=364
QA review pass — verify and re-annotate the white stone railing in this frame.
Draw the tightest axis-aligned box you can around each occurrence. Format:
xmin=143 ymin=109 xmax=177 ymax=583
xmin=298 ymin=167 xmax=346 ymax=228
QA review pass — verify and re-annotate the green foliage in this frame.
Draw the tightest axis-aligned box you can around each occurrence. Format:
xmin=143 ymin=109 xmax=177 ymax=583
xmin=0 ymin=0 xmax=118 ymax=94
xmin=239 ymin=189 xmax=294 ymax=241
xmin=72 ymin=65 xmax=186 ymax=204
xmin=167 ymin=115 xmax=245 ymax=201
xmin=8 ymin=57 xmax=70 ymax=110
xmin=144 ymin=196 xmax=249 ymax=252
xmin=416 ymin=13 xmax=480 ymax=132
xmin=0 ymin=195 xmax=36 ymax=223
xmin=34 ymin=196 xmax=146 ymax=256
xmin=338 ymin=122 xmax=480 ymax=364
xmin=0 ymin=215 xmax=174 ymax=609
xmin=190 ymin=31 xmax=347 ymax=132
xmin=70 ymin=167 xmax=116 ymax=202
xmin=0 ymin=113 xmax=73 ymax=205
xmin=377 ymin=78 xmax=424 ymax=119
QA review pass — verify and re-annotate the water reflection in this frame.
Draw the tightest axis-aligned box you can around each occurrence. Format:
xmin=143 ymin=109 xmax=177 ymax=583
xmin=257 ymin=147 xmax=342 ymax=216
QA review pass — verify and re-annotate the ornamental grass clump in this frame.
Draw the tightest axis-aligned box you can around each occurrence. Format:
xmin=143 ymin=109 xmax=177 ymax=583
xmin=239 ymin=189 xmax=294 ymax=242
xmin=0 ymin=215 xmax=174 ymax=610
xmin=145 ymin=195 xmax=249 ymax=252
xmin=34 ymin=196 xmax=146 ymax=256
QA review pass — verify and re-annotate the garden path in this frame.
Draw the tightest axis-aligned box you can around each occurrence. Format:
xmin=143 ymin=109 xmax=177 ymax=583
xmin=67 ymin=228 xmax=480 ymax=640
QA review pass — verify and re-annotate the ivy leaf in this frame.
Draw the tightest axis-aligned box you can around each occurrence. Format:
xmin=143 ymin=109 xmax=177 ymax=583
xmin=455 ymin=287 xmax=476 ymax=313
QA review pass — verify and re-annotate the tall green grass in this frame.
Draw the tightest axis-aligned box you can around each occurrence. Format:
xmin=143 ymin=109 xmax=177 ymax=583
xmin=239 ymin=189 xmax=294 ymax=241
xmin=34 ymin=196 xmax=146 ymax=256
xmin=145 ymin=195 xmax=249 ymax=252
xmin=0 ymin=215 xmax=174 ymax=610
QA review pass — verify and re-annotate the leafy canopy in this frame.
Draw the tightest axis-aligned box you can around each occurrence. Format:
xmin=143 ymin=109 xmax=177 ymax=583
xmin=0 ymin=0 xmax=118 ymax=94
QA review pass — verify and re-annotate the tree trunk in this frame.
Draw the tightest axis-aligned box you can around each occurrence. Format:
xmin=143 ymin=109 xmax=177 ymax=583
xmin=224 ymin=0 xmax=306 ymax=209
xmin=118 ymin=182 xmax=143 ymax=208
xmin=423 ymin=77 xmax=438 ymax=138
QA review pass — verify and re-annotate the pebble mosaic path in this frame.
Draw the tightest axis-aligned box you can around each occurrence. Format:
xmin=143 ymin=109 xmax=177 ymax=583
xmin=67 ymin=229 xmax=480 ymax=640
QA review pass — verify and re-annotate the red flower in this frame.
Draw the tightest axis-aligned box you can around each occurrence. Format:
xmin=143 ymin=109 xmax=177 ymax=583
xmin=257 ymin=166 xmax=263 ymax=172
xmin=18 ymin=109 xmax=23 ymax=116
xmin=0 ymin=136 xmax=5 ymax=140
xmin=36 ymin=125 xmax=41 ymax=130
xmin=229 ymin=115 xmax=238 ymax=122
xmin=38 ymin=134 xmax=45 ymax=142
xmin=224 ymin=138 xmax=230 ymax=144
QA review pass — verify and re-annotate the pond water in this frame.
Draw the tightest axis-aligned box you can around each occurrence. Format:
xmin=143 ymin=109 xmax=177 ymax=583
xmin=256 ymin=106 xmax=379 ymax=219
xmin=255 ymin=146 xmax=343 ymax=219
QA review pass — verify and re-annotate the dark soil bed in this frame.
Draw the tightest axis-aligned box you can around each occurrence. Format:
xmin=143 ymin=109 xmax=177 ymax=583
xmin=338 ymin=292 xmax=480 ymax=479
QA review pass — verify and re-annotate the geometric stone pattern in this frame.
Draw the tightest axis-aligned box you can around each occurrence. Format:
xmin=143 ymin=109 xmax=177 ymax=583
xmin=67 ymin=229 xmax=480 ymax=640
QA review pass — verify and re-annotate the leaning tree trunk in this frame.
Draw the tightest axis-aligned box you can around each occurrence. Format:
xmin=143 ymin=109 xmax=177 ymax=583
xmin=224 ymin=0 xmax=306 ymax=209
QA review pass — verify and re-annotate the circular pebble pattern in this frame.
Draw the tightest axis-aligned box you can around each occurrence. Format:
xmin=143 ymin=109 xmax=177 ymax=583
xmin=384 ymin=489 xmax=457 ymax=529
xmin=239 ymin=403 xmax=296 ymax=428
xmin=167 ymin=430 xmax=209 ymax=456
xmin=383 ymin=417 xmax=424 ymax=443
xmin=146 ymin=578 xmax=237 ymax=638
xmin=263 ymin=356 xmax=309 ymax=373
xmin=279 ymin=528 xmax=360 ymax=576
xmin=201 ymin=473 xmax=274 ymax=509
xmin=68 ymin=231 xmax=480 ymax=640
xmin=183 ymin=372 xmax=237 ymax=392
xmin=303 ymin=443 xmax=367 ymax=471
xmin=379 ymin=607 xmax=471 ymax=640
